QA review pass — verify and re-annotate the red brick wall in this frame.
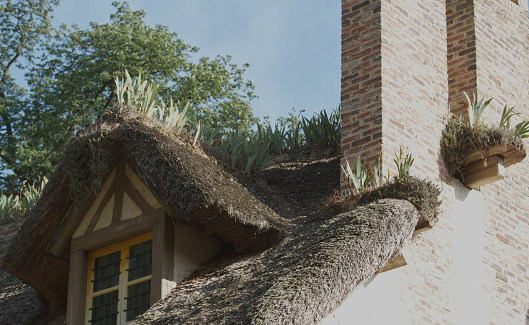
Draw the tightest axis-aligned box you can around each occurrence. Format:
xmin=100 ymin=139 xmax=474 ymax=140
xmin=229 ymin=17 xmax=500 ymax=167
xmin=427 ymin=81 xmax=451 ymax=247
xmin=447 ymin=0 xmax=478 ymax=117
xmin=379 ymin=0 xmax=448 ymax=179
xmin=341 ymin=0 xmax=452 ymax=321
xmin=341 ymin=0 xmax=529 ymax=323
xmin=341 ymin=0 xmax=448 ymax=188
xmin=378 ymin=0 xmax=451 ymax=323
xmin=341 ymin=0 xmax=383 ymax=194
xmin=472 ymin=1 xmax=529 ymax=323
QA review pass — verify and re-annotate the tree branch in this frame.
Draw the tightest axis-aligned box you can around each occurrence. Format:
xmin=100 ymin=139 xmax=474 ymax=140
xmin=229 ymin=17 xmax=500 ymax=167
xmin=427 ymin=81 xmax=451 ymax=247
xmin=0 ymin=16 xmax=25 ymax=90
xmin=0 ymin=47 xmax=21 ymax=90
xmin=102 ymin=89 xmax=115 ymax=111
xmin=0 ymin=151 xmax=14 ymax=166
xmin=1 ymin=113 xmax=14 ymax=137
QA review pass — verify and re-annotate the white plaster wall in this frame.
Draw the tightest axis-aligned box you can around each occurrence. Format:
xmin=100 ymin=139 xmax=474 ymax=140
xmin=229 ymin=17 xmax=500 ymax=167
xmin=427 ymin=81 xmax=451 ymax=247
xmin=451 ymin=181 xmax=491 ymax=324
xmin=320 ymin=267 xmax=410 ymax=325
xmin=122 ymin=192 xmax=142 ymax=220
xmin=173 ymin=222 xmax=222 ymax=284
xmin=320 ymin=180 xmax=491 ymax=324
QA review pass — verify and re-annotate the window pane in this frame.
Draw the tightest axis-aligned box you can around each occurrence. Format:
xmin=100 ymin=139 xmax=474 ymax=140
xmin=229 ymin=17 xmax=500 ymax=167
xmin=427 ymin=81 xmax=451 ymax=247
xmin=128 ymin=239 xmax=152 ymax=281
xmin=125 ymin=279 xmax=151 ymax=321
xmin=93 ymin=250 xmax=121 ymax=292
xmin=90 ymin=290 xmax=119 ymax=325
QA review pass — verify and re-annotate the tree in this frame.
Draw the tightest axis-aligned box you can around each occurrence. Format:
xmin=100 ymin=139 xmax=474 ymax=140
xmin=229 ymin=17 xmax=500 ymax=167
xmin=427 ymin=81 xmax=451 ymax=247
xmin=165 ymin=55 xmax=258 ymax=132
xmin=1 ymin=1 xmax=257 ymax=192
xmin=0 ymin=0 xmax=59 ymax=91
xmin=0 ymin=0 xmax=59 ymax=192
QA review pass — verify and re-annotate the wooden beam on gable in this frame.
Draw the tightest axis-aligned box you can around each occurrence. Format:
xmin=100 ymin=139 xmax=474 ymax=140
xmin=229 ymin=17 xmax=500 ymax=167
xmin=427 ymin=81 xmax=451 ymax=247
xmin=66 ymin=250 xmax=88 ymax=324
xmin=46 ymin=169 xmax=117 ymax=259
xmin=85 ymin=183 xmax=116 ymax=234
xmin=46 ymin=193 xmax=96 ymax=259
xmin=122 ymin=172 xmax=155 ymax=214
xmin=113 ymin=160 xmax=125 ymax=224
xmin=124 ymin=162 xmax=167 ymax=212
xmin=71 ymin=208 xmax=163 ymax=252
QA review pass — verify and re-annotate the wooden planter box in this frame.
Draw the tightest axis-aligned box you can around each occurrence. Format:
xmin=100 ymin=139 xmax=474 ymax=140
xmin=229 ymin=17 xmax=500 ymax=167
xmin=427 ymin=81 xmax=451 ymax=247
xmin=377 ymin=216 xmax=432 ymax=274
xmin=413 ymin=216 xmax=432 ymax=235
xmin=461 ymin=144 xmax=526 ymax=189
xmin=377 ymin=255 xmax=407 ymax=274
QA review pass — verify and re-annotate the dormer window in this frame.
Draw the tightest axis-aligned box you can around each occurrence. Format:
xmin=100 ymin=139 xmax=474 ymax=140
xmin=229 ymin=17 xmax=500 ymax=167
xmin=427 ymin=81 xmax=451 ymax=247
xmin=86 ymin=233 xmax=153 ymax=324
xmin=61 ymin=162 xmax=222 ymax=324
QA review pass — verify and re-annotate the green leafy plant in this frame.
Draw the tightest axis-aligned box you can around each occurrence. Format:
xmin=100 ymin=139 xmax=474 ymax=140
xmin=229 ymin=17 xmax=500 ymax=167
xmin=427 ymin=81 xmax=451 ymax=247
xmin=115 ymin=70 xmax=158 ymax=115
xmin=284 ymin=124 xmax=302 ymax=149
xmin=333 ymin=150 xmax=443 ymax=223
xmin=222 ymin=131 xmax=247 ymax=169
xmin=0 ymin=177 xmax=48 ymax=221
xmin=0 ymin=195 xmax=11 ymax=220
xmin=394 ymin=148 xmax=414 ymax=178
xmin=160 ymin=99 xmax=190 ymax=131
xmin=200 ymin=105 xmax=341 ymax=175
xmin=244 ymin=140 xmax=271 ymax=174
xmin=301 ymin=108 xmax=341 ymax=147
xmin=341 ymin=156 xmax=373 ymax=195
xmin=342 ymin=148 xmax=415 ymax=194
xmin=262 ymin=124 xmax=287 ymax=156
xmin=114 ymin=71 xmax=192 ymax=133
xmin=499 ymin=105 xmax=518 ymax=129
xmin=464 ymin=92 xmax=492 ymax=128
xmin=371 ymin=155 xmax=384 ymax=187
xmin=277 ymin=108 xmax=304 ymax=149
xmin=193 ymin=121 xmax=202 ymax=147
xmin=514 ymin=120 xmax=529 ymax=139
xmin=20 ymin=177 xmax=48 ymax=211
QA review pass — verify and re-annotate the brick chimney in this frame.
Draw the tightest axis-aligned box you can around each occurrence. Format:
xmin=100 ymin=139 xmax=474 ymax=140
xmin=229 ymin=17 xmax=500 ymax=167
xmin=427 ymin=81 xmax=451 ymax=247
xmin=340 ymin=0 xmax=448 ymax=192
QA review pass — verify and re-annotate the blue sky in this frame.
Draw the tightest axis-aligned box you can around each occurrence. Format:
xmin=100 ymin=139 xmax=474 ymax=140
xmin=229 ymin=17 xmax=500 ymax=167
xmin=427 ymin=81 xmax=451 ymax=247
xmin=50 ymin=1 xmax=341 ymax=123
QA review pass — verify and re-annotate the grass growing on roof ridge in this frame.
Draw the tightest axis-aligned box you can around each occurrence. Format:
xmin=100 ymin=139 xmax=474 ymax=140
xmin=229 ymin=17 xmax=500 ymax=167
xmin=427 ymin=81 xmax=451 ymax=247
xmin=326 ymin=175 xmax=441 ymax=225
xmin=200 ymin=107 xmax=341 ymax=175
xmin=63 ymin=72 xmax=342 ymax=202
xmin=334 ymin=149 xmax=441 ymax=224
xmin=0 ymin=177 xmax=48 ymax=222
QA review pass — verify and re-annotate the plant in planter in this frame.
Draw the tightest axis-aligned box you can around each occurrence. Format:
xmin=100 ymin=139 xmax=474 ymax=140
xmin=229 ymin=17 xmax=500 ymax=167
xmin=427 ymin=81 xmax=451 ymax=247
xmin=441 ymin=93 xmax=528 ymax=189
xmin=339 ymin=149 xmax=440 ymax=229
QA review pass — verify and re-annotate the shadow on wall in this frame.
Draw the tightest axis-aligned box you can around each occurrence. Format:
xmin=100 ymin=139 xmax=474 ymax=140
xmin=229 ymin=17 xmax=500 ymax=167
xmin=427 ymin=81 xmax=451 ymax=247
xmin=454 ymin=179 xmax=471 ymax=202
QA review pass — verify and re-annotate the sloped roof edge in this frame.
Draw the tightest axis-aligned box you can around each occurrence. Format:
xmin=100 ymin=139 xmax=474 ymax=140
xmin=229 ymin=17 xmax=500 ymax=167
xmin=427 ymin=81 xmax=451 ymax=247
xmin=134 ymin=198 xmax=419 ymax=325
xmin=1 ymin=109 xmax=287 ymax=307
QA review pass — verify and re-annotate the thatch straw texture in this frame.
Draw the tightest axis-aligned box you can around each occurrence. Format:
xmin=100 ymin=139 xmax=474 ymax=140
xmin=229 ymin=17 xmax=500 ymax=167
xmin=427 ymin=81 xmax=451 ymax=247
xmin=1 ymin=165 xmax=72 ymax=308
xmin=112 ymin=117 xmax=286 ymax=250
xmin=2 ymin=110 xmax=286 ymax=307
xmin=134 ymin=198 xmax=419 ymax=325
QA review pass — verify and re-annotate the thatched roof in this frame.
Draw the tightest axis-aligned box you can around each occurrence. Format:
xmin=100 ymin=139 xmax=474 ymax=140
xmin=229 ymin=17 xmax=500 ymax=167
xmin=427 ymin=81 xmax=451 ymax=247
xmin=134 ymin=198 xmax=418 ymax=325
xmin=1 ymin=108 xmax=431 ymax=324
xmin=2 ymin=109 xmax=287 ymax=308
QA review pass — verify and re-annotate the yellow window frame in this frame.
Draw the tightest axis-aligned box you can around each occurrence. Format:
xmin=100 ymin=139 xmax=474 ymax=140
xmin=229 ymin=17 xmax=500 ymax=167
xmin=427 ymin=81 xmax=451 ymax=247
xmin=85 ymin=232 xmax=153 ymax=325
